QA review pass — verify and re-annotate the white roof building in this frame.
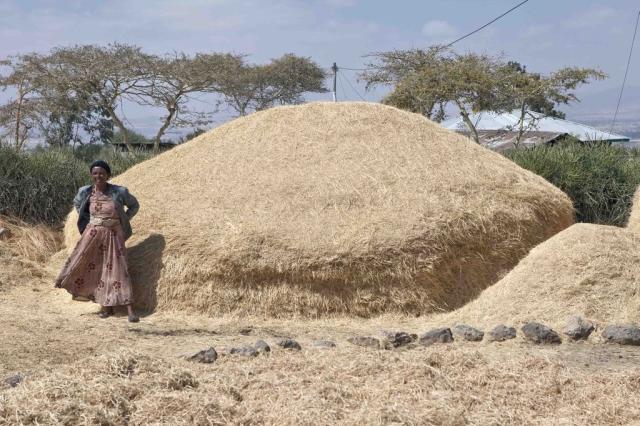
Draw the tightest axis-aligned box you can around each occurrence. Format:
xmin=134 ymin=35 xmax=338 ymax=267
xmin=442 ymin=111 xmax=630 ymax=143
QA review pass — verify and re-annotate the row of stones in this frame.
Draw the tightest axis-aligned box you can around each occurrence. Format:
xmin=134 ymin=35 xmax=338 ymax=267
xmin=182 ymin=338 xmax=328 ymax=363
xmin=180 ymin=317 xmax=640 ymax=365
xmin=350 ymin=317 xmax=640 ymax=349
xmin=3 ymin=320 xmax=637 ymax=387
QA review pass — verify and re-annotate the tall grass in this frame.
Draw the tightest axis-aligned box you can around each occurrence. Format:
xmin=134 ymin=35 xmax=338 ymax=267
xmin=505 ymin=142 xmax=640 ymax=226
xmin=0 ymin=145 xmax=154 ymax=225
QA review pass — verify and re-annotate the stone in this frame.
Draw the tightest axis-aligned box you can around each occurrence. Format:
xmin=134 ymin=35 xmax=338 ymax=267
xmin=0 ymin=228 xmax=10 ymax=240
xmin=563 ymin=316 xmax=595 ymax=340
xmin=602 ymin=324 xmax=640 ymax=345
xmin=238 ymin=327 xmax=253 ymax=335
xmin=487 ymin=325 xmax=517 ymax=342
xmin=380 ymin=331 xmax=417 ymax=348
xmin=311 ymin=340 xmax=336 ymax=348
xmin=4 ymin=373 xmax=23 ymax=388
xmin=347 ymin=336 xmax=382 ymax=349
xmin=452 ymin=324 xmax=484 ymax=342
xmin=276 ymin=338 xmax=302 ymax=351
xmin=419 ymin=328 xmax=453 ymax=346
xmin=182 ymin=347 xmax=217 ymax=363
xmin=229 ymin=346 xmax=259 ymax=357
xmin=254 ymin=339 xmax=271 ymax=354
xmin=521 ymin=322 xmax=562 ymax=344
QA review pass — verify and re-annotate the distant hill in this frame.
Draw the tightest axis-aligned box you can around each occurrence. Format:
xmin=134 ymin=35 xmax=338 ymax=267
xmin=563 ymin=86 xmax=640 ymax=136
xmin=564 ymin=85 xmax=640 ymax=120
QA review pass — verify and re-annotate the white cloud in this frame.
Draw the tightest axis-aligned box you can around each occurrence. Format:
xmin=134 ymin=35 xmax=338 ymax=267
xmin=323 ymin=0 xmax=357 ymax=8
xmin=421 ymin=19 xmax=457 ymax=39
xmin=520 ymin=24 xmax=552 ymax=38
xmin=567 ymin=5 xmax=618 ymax=29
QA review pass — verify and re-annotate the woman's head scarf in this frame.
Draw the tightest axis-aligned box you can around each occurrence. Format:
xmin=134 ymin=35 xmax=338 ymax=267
xmin=89 ymin=160 xmax=111 ymax=176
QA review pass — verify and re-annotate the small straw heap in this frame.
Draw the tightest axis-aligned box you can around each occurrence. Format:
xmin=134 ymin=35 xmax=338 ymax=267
xmin=62 ymin=102 xmax=574 ymax=317
xmin=0 ymin=215 xmax=61 ymax=291
xmin=0 ymin=216 xmax=60 ymax=264
xmin=443 ymin=222 xmax=640 ymax=330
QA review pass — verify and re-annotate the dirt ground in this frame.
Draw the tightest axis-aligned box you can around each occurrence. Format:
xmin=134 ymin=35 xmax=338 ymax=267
xmin=2 ymin=250 xmax=640 ymax=424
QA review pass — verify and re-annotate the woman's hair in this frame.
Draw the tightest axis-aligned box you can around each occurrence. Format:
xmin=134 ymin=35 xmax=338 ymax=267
xmin=89 ymin=160 xmax=111 ymax=176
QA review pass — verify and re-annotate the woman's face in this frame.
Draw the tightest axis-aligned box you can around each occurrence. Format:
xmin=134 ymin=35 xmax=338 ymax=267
xmin=91 ymin=167 xmax=110 ymax=186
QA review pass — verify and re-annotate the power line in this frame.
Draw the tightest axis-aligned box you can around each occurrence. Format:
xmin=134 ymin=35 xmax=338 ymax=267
xmin=446 ymin=0 xmax=529 ymax=47
xmin=339 ymin=67 xmax=371 ymax=72
xmin=610 ymin=9 xmax=640 ymax=134
xmin=333 ymin=0 xmax=530 ymax=73
xmin=339 ymin=70 xmax=367 ymax=101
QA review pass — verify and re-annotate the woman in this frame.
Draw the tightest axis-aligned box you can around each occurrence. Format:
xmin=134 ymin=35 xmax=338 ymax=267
xmin=55 ymin=160 xmax=140 ymax=322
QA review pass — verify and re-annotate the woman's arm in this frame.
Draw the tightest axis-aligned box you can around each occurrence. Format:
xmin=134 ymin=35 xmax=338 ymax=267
xmin=73 ymin=188 xmax=85 ymax=213
xmin=123 ymin=188 xmax=140 ymax=219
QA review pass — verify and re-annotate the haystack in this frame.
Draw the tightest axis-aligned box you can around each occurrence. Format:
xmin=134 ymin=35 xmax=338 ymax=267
xmin=0 ymin=216 xmax=60 ymax=290
xmin=444 ymin=223 xmax=640 ymax=329
xmin=627 ymin=187 xmax=640 ymax=233
xmin=62 ymin=102 xmax=574 ymax=317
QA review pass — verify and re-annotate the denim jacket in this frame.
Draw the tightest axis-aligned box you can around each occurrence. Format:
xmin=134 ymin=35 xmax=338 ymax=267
xmin=74 ymin=183 xmax=140 ymax=241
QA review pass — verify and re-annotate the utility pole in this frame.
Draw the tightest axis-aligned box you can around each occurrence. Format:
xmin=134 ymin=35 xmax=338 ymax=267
xmin=331 ymin=62 xmax=338 ymax=102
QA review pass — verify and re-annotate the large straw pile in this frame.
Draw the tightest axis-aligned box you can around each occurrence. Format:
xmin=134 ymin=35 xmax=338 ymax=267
xmin=444 ymin=223 xmax=640 ymax=329
xmin=62 ymin=102 xmax=574 ymax=317
xmin=627 ymin=187 xmax=640 ymax=233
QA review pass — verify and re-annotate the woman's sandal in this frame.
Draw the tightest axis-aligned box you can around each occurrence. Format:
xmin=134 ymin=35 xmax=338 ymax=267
xmin=98 ymin=308 xmax=113 ymax=319
xmin=128 ymin=313 xmax=140 ymax=323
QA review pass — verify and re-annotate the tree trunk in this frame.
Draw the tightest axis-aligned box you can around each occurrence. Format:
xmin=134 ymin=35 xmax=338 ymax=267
xmin=514 ymin=102 xmax=527 ymax=149
xmin=107 ymin=107 xmax=132 ymax=152
xmin=456 ymin=102 xmax=480 ymax=144
xmin=14 ymin=83 xmax=24 ymax=150
xmin=154 ymin=105 xmax=175 ymax=152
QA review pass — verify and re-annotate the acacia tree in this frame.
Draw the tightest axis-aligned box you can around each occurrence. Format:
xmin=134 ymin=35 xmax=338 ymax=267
xmin=0 ymin=51 xmax=116 ymax=149
xmin=498 ymin=64 xmax=605 ymax=147
xmin=363 ymin=47 xmax=503 ymax=143
xmin=362 ymin=47 xmax=605 ymax=145
xmin=38 ymin=90 xmax=113 ymax=148
xmin=214 ymin=54 xmax=327 ymax=116
xmin=0 ymin=47 xmax=328 ymax=149
xmin=139 ymin=52 xmax=241 ymax=151
xmin=0 ymin=54 xmax=46 ymax=150
xmin=361 ymin=47 xmax=450 ymax=120
xmin=43 ymin=43 xmax=152 ymax=151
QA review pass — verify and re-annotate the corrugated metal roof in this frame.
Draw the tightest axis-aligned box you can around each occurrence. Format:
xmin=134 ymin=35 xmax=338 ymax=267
xmin=456 ymin=130 xmax=566 ymax=152
xmin=442 ymin=111 xmax=630 ymax=142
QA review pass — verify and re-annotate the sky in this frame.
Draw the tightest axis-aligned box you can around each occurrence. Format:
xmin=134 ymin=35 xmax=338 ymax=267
xmin=0 ymin=0 xmax=638 ymax=136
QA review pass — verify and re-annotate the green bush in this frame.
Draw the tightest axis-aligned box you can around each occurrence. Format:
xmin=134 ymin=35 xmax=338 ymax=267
xmin=0 ymin=146 xmax=86 ymax=224
xmin=0 ymin=145 xmax=154 ymax=225
xmin=505 ymin=142 xmax=640 ymax=226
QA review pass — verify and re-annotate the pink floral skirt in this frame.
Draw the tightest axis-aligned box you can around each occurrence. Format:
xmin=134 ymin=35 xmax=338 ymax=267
xmin=57 ymin=223 xmax=133 ymax=306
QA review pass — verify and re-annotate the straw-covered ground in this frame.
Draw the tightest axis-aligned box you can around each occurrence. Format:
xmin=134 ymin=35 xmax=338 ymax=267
xmin=2 ymin=218 xmax=640 ymax=425
xmin=61 ymin=102 xmax=574 ymax=318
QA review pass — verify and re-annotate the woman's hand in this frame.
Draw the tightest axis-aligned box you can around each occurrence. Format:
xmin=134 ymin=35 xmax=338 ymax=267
xmin=54 ymin=278 xmax=63 ymax=288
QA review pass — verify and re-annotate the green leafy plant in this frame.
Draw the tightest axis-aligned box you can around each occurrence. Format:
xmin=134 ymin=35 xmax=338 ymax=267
xmin=0 ymin=145 xmax=154 ymax=224
xmin=505 ymin=142 xmax=640 ymax=226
